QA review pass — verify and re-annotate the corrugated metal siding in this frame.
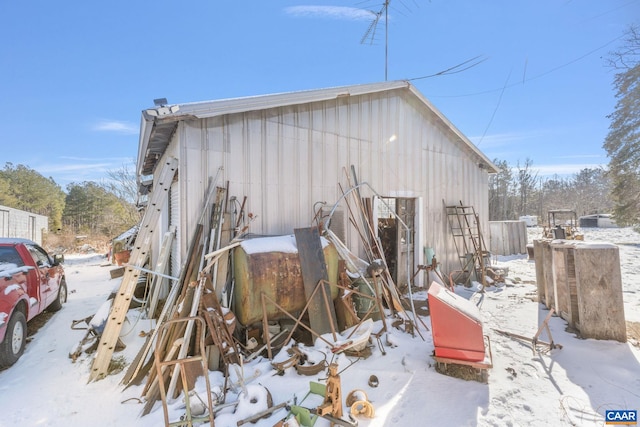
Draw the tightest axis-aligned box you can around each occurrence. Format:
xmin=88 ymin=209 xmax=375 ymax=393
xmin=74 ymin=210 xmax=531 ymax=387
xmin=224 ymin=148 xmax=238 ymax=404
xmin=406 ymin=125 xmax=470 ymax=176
xmin=170 ymin=89 xmax=490 ymax=275
xmin=0 ymin=205 xmax=48 ymax=245
xmin=169 ymin=179 xmax=181 ymax=279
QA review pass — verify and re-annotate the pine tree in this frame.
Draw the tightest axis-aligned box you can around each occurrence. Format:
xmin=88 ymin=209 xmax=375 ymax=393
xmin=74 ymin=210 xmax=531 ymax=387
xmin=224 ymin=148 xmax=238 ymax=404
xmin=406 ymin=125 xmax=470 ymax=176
xmin=604 ymin=26 xmax=640 ymax=226
xmin=0 ymin=163 xmax=66 ymax=232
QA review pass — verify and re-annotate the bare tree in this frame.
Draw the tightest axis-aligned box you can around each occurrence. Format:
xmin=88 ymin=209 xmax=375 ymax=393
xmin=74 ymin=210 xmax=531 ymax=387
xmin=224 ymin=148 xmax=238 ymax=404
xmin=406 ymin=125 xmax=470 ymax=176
xmin=516 ymin=158 xmax=538 ymax=217
xmin=99 ymin=161 xmax=141 ymax=228
xmin=102 ymin=161 xmax=138 ymax=204
xmin=606 ymin=25 xmax=640 ymax=70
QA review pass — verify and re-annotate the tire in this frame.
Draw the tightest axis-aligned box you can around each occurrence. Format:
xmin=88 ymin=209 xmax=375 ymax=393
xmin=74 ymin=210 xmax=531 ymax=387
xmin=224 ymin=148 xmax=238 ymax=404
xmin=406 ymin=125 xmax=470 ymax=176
xmin=107 ymin=275 xmax=147 ymax=309
xmin=49 ymin=278 xmax=67 ymax=312
xmin=130 ymin=274 xmax=148 ymax=309
xmin=0 ymin=311 xmax=27 ymax=368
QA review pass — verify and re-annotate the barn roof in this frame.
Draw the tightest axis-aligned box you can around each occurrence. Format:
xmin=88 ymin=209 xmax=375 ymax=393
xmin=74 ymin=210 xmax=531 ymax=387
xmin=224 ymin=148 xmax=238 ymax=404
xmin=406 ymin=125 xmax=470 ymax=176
xmin=137 ymin=80 xmax=498 ymax=176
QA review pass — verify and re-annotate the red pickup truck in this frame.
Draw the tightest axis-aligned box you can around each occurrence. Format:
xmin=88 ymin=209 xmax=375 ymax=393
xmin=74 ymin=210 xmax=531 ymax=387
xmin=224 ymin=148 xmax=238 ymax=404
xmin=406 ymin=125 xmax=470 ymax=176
xmin=0 ymin=238 xmax=67 ymax=367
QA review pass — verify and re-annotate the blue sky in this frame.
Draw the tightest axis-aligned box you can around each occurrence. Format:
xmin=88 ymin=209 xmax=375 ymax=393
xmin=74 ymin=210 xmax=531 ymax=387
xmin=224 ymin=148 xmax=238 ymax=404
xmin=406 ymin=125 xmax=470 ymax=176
xmin=1 ymin=1 xmax=638 ymax=189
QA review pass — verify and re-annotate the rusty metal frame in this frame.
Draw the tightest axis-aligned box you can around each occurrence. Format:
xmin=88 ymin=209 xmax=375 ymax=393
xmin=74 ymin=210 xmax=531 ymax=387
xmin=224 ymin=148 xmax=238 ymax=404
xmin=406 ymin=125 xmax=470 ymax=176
xmin=260 ymin=278 xmax=387 ymax=360
xmin=154 ymin=316 xmax=214 ymax=427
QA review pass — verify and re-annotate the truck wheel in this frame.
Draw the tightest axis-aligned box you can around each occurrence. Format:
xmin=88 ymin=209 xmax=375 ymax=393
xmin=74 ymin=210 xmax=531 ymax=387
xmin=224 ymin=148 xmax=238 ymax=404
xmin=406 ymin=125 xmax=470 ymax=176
xmin=49 ymin=279 xmax=68 ymax=312
xmin=0 ymin=311 xmax=27 ymax=368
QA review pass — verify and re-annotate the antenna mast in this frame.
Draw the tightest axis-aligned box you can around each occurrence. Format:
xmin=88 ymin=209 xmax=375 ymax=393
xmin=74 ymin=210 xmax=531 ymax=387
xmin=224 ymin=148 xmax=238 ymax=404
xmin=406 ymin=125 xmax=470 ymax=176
xmin=384 ymin=0 xmax=389 ymax=81
xmin=361 ymin=1 xmax=391 ymax=81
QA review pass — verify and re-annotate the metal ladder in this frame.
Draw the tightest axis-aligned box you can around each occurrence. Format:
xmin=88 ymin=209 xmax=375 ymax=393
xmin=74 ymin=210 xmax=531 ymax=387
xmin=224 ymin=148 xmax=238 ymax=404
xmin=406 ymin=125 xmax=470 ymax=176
xmin=89 ymin=156 xmax=178 ymax=382
xmin=445 ymin=202 xmax=488 ymax=286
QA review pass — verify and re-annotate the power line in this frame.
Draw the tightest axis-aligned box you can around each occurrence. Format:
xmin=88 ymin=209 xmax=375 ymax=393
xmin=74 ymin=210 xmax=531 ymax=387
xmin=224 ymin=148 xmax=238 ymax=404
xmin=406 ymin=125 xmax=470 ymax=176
xmin=477 ymin=69 xmax=512 ymax=148
xmin=408 ymin=55 xmax=488 ymax=81
xmin=428 ymin=34 xmax=626 ymax=99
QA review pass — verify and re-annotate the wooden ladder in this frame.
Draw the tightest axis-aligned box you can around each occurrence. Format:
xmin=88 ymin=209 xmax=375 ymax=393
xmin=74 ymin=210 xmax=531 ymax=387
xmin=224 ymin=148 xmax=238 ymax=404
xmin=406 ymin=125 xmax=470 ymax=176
xmin=89 ymin=156 xmax=178 ymax=382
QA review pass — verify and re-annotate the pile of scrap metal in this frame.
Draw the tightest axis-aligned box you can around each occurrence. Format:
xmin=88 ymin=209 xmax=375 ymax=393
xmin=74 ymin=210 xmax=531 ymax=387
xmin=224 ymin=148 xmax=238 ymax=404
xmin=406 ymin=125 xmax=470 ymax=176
xmin=79 ymin=174 xmax=426 ymax=426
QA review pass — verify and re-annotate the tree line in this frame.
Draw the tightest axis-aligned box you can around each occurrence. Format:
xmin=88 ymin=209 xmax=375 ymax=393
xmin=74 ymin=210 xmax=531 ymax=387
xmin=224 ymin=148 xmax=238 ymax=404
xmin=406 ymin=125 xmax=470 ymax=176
xmin=0 ymin=163 xmax=140 ymax=238
xmin=0 ymin=155 xmax=618 ymax=240
xmin=488 ymin=159 xmax=613 ymax=223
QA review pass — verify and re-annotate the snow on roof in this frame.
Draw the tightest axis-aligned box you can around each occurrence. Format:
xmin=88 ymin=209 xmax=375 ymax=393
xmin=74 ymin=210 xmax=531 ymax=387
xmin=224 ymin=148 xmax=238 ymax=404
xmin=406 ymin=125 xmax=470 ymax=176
xmin=0 ymin=238 xmax=36 ymax=245
xmin=113 ymin=225 xmax=139 ymax=242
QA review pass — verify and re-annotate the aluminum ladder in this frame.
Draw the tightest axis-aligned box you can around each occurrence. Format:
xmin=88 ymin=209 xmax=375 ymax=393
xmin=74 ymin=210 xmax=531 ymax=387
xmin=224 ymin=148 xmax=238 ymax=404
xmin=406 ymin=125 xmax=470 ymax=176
xmin=89 ymin=156 xmax=178 ymax=381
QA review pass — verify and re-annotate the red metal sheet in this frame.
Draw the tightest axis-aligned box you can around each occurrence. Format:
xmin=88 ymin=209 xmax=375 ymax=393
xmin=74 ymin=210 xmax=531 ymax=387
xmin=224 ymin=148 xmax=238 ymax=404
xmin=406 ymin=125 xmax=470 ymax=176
xmin=428 ymin=282 xmax=485 ymax=362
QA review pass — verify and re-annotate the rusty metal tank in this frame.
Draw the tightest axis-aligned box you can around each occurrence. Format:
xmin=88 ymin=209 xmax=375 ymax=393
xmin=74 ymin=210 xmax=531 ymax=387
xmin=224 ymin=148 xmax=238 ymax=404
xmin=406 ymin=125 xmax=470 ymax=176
xmin=232 ymin=235 xmax=339 ymax=326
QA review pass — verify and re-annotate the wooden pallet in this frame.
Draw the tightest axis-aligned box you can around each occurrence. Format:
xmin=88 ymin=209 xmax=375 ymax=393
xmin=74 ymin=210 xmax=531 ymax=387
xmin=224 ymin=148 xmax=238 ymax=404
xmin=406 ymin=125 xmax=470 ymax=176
xmin=434 ymin=335 xmax=493 ymax=383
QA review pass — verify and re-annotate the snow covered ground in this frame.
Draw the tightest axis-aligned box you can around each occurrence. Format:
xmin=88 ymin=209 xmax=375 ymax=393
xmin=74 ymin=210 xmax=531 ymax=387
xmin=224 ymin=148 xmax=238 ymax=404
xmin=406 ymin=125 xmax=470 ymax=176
xmin=0 ymin=227 xmax=638 ymax=427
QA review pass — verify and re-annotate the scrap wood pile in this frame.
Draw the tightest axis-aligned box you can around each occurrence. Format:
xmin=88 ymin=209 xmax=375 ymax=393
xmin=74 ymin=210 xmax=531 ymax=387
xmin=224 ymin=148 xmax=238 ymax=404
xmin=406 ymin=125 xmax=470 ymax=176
xmin=117 ymin=182 xmax=248 ymax=416
xmin=83 ymin=169 xmax=429 ymax=425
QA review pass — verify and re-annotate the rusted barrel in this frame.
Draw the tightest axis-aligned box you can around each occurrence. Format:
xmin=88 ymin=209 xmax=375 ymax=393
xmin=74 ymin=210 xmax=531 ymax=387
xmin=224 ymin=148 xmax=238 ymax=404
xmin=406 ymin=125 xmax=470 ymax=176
xmin=232 ymin=235 xmax=339 ymax=326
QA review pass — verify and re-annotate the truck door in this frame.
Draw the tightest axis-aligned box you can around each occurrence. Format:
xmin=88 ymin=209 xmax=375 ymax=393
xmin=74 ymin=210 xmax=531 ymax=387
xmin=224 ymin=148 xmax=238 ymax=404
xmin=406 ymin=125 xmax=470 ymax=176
xmin=25 ymin=245 xmax=60 ymax=309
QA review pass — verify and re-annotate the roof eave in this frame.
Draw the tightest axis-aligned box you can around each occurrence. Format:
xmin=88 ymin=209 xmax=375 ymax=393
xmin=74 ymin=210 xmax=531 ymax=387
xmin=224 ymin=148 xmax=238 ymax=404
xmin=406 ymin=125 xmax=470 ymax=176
xmin=136 ymin=113 xmax=154 ymax=178
xmin=137 ymin=80 xmax=499 ymax=176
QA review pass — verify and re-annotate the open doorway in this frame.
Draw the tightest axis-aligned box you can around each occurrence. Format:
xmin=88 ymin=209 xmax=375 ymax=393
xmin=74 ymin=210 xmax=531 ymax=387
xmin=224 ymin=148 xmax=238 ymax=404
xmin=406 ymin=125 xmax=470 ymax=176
xmin=376 ymin=197 xmax=416 ymax=287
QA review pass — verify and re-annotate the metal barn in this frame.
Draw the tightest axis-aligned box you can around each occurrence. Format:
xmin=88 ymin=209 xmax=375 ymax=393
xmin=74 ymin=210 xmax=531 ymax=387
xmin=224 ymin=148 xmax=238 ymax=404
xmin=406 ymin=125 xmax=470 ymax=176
xmin=0 ymin=205 xmax=48 ymax=245
xmin=136 ymin=81 xmax=498 ymax=287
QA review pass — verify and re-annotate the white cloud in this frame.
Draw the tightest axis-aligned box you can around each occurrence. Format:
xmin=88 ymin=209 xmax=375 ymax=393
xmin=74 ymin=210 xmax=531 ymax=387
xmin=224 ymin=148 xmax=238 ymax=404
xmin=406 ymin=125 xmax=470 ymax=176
xmin=528 ymin=163 xmax=607 ymax=177
xmin=41 ymin=163 xmax=112 ymax=173
xmin=36 ymin=157 xmax=136 ymax=185
xmin=554 ymin=154 xmax=604 ymax=160
xmin=284 ymin=6 xmax=376 ymax=21
xmin=59 ymin=156 xmax=133 ymax=163
xmin=93 ymin=120 xmax=138 ymax=135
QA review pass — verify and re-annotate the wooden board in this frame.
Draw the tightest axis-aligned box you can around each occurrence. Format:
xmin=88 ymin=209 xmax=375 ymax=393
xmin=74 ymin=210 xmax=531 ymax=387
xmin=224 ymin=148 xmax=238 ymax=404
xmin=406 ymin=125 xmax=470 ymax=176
xmin=109 ymin=267 xmax=125 ymax=279
xmin=541 ymin=240 xmax=555 ymax=310
xmin=214 ymin=212 xmax=232 ymax=300
xmin=533 ymin=239 xmax=547 ymax=305
xmin=294 ymin=227 xmax=337 ymax=336
xmin=551 ymin=244 xmax=573 ymax=325
xmin=574 ymin=244 xmax=626 ymax=342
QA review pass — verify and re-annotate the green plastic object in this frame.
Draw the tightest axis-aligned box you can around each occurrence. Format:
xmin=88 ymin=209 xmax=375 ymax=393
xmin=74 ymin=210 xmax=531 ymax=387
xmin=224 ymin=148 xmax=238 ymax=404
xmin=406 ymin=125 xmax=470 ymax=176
xmin=290 ymin=405 xmax=318 ymax=427
xmin=288 ymin=381 xmax=327 ymax=426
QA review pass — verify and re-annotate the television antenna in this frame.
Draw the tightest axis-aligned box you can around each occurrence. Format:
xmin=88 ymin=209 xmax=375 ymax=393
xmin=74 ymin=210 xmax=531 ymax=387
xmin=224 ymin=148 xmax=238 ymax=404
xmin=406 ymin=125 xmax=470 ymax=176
xmin=361 ymin=1 xmax=390 ymax=80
